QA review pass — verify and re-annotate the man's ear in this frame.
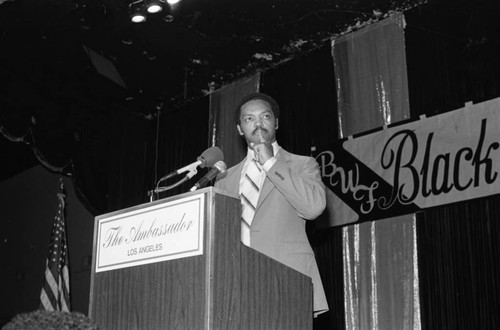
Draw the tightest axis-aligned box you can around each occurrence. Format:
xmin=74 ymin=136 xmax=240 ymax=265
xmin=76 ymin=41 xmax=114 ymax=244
xmin=237 ymin=124 xmax=244 ymax=136
xmin=275 ymin=118 xmax=279 ymax=130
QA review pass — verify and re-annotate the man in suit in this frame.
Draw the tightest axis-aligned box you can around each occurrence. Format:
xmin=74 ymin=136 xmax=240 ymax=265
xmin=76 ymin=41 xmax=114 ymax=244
xmin=214 ymin=92 xmax=328 ymax=316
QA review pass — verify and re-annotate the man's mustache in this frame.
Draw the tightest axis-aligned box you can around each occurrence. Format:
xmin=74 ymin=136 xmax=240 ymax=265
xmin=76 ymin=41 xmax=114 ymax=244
xmin=252 ymin=127 xmax=268 ymax=135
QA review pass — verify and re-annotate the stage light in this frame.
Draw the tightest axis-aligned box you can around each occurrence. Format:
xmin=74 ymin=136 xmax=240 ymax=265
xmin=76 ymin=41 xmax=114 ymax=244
xmin=130 ymin=10 xmax=146 ymax=23
xmin=129 ymin=1 xmax=147 ymax=23
xmin=128 ymin=0 xmax=179 ymax=24
xmin=145 ymin=0 xmax=163 ymax=14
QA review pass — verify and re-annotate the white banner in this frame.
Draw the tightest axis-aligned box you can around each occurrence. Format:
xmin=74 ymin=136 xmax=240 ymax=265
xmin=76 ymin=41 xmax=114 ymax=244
xmin=95 ymin=194 xmax=205 ymax=272
xmin=317 ymin=97 xmax=500 ymax=225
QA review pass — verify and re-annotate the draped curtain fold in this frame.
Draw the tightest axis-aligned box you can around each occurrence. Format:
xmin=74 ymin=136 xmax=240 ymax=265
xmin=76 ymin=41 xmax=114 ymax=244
xmin=208 ymin=74 xmax=260 ymax=167
xmin=153 ymin=97 xmax=211 ymax=199
xmin=331 ymin=13 xmax=421 ymax=329
xmin=404 ymin=3 xmax=500 ymax=327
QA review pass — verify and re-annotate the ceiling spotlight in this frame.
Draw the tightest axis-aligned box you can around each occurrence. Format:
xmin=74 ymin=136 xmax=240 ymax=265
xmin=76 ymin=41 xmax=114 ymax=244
xmin=131 ymin=11 xmax=146 ymax=23
xmin=145 ymin=0 xmax=163 ymax=14
xmin=129 ymin=1 xmax=147 ymax=23
xmin=167 ymin=0 xmax=180 ymax=5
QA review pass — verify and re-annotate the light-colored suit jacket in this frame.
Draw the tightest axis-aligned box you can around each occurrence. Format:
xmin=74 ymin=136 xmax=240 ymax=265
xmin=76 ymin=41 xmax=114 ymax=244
xmin=215 ymin=147 xmax=329 ymax=316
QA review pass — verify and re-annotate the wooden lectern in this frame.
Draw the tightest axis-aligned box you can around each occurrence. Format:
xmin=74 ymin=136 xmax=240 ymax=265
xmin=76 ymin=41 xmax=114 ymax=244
xmin=89 ymin=187 xmax=312 ymax=330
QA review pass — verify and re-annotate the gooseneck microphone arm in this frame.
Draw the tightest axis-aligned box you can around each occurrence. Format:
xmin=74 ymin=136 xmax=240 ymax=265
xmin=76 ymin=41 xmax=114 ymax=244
xmin=155 ymin=169 xmax=198 ymax=193
xmin=148 ymin=168 xmax=198 ymax=201
xmin=158 ymin=160 xmax=203 ymax=183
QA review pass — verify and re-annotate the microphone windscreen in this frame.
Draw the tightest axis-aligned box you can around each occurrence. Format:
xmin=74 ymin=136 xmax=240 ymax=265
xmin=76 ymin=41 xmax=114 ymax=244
xmin=199 ymin=146 xmax=224 ymax=167
xmin=213 ymin=160 xmax=227 ymax=173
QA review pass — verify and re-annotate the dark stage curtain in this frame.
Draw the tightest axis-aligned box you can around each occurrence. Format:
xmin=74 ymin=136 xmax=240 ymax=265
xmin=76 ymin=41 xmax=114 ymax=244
xmin=417 ymin=196 xmax=500 ymax=329
xmin=405 ymin=1 xmax=500 ymax=328
xmin=69 ymin=91 xmax=210 ymax=214
xmin=208 ymin=74 xmax=260 ymax=168
xmin=260 ymin=47 xmax=338 ymax=156
xmin=83 ymin=95 xmax=210 ymax=214
xmin=105 ymin=109 xmax=156 ymax=212
xmin=150 ymin=97 xmax=210 ymax=201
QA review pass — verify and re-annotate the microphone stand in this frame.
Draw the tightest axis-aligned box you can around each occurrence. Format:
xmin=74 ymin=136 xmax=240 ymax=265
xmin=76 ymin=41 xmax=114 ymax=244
xmin=148 ymin=168 xmax=198 ymax=202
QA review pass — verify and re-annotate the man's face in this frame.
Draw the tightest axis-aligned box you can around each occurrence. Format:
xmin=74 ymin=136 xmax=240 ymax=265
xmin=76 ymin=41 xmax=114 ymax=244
xmin=237 ymin=99 xmax=278 ymax=146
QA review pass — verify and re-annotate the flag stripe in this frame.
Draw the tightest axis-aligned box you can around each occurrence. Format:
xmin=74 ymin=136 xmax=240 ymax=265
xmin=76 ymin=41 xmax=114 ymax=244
xmin=45 ymin=266 xmax=59 ymax=297
xmin=40 ymin=290 xmax=55 ymax=311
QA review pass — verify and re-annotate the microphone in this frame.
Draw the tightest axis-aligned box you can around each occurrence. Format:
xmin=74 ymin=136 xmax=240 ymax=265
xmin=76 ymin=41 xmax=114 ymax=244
xmin=159 ymin=146 xmax=223 ymax=182
xmin=189 ymin=160 xmax=227 ymax=191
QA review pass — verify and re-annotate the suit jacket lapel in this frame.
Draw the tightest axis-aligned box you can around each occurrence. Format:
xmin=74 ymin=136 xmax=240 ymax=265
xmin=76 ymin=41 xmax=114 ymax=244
xmin=226 ymin=160 xmax=245 ymax=196
xmin=256 ymin=178 xmax=273 ymax=210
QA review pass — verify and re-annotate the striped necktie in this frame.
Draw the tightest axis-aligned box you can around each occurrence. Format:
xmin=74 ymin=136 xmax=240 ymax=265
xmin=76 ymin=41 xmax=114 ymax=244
xmin=240 ymin=159 xmax=263 ymax=246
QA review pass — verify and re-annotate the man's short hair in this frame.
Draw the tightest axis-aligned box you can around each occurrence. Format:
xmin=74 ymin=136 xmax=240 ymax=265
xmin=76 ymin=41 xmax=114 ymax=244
xmin=234 ymin=92 xmax=280 ymax=124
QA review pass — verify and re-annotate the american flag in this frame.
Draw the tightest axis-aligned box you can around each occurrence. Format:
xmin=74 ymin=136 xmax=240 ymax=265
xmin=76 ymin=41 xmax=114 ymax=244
xmin=39 ymin=184 xmax=71 ymax=312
